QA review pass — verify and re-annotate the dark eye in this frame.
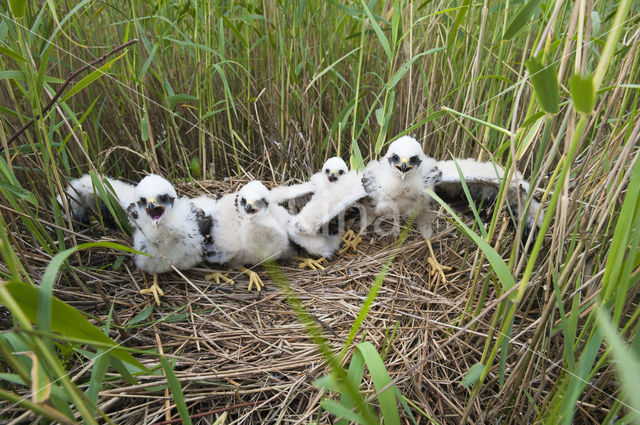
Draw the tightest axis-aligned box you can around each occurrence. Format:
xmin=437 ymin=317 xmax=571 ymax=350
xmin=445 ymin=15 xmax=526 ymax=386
xmin=409 ymin=155 xmax=421 ymax=166
xmin=240 ymin=197 xmax=246 ymax=206
xmin=158 ymin=194 xmax=168 ymax=203
xmin=325 ymin=169 xmax=330 ymax=174
xmin=339 ymin=170 xmax=345 ymax=175
xmin=138 ymin=197 xmax=147 ymax=206
xmin=391 ymin=154 xmax=399 ymax=162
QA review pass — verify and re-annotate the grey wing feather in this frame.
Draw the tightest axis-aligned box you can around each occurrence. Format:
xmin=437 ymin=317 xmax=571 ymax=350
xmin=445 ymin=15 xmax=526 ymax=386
xmin=433 ymin=158 xmax=543 ymax=245
xmin=270 ymin=181 xmax=316 ymax=204
xmin=271 ymin=181 xmax=316 ymax=215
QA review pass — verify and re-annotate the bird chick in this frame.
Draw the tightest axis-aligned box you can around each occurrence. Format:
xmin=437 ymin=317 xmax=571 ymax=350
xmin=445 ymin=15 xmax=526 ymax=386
xmin=285 ymin=157 xmax=368 ymax=266
xmin=362 ymin=136 xmax=450 ymax=280
xmin=128 ymin=174 xmax=210 ymax=304
xmin=204 ymin=181 xmax=293 ymax=291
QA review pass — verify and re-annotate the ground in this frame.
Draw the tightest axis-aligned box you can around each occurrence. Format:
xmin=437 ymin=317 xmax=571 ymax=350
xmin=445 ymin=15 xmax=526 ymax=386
xmin=0 ymin=179 xmax=554 ymax=424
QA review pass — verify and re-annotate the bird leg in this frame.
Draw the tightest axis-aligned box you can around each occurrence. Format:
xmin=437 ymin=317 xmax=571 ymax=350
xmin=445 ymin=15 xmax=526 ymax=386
xmin=426 ymin=238 xmax=452 ymax=283
xmin=295 ymin=256 xmax=326 ymax=271
xmin=339 ymin=229 xmax=363 ymax=254
xmin=140 ymin=274 xmax=165 ymax=305
xmin=239 ymin=267 xmax=265 ymax=291
xmin=205 ymin=271 xmax=235 ymax=286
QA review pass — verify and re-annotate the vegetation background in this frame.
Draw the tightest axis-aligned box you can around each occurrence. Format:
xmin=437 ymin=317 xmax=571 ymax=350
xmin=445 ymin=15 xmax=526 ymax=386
xmin=1 ymin=0 xmax=640 ymax=424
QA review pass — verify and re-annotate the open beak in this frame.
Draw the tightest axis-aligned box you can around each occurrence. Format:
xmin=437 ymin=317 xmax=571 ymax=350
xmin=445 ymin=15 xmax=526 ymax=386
xmin=328 ymin=170 xmax=338 ymax=182
xmin=245 ymin=201 xmax=258 ymax=216
xmin=395 ymin=158 xmax=411 ymax=179
xmin=146 ymin=197 xmax=165 ymax=226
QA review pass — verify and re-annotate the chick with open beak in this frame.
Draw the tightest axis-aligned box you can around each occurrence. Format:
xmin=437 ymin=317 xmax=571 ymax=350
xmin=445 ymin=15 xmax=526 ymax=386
xmin=323 ymin=156 xmax=348 ymax=183
xmin=362 ymin=135 xmax=452 ymax=282
xmin=128 ymin=174 xmax=209 ymax=305
xmin=145 ymin=194 xmax=174 ymax=226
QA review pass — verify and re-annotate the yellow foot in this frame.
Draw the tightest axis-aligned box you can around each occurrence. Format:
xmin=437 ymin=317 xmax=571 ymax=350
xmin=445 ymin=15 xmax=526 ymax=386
xmin=339 ymin=229 xmax=362 ymax=254
xmin=140 ymin=275 xmax=164 ymax=305
xmin=426 ymin=239 xmax=452 ymax=283
xmin=205 ymin=271 xmax=235 ymax=286
xmin=240 ymin=267 xmax=265 ymax=291
xmin=295 ymin=256 xmax=326 ymax=271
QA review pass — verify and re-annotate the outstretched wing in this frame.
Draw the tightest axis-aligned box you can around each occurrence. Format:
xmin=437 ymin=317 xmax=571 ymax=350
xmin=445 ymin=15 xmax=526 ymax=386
xmin=294 ymin=171 xmax=367 ymax=235
xmin=57 ymin=174 xmax=135 ymax=229
xmin=270 ymin=181 xmax=316 ymax=214
xmin=433 ymin=158 xmax=542 ymax=244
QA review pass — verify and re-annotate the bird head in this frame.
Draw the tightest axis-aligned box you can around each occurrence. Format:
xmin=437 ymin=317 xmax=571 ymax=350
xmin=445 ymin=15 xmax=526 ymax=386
xmin=134 ymin=174 xmax=177 ymax=227
xmin=236 ymin=181 xmax=270 ymax=219
xmin=385 ymin=136 xmax=425 ymax=179
xmin=322 ymin=157 xmax=348 ymax=183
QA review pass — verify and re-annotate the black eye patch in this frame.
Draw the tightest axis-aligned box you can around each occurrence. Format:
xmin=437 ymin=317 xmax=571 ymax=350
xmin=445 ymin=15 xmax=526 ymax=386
xmin=158 ymin=194 xmax=168 ymax=203
xmin=325 ymin=169 xmax=330 ymax=174
xmin=339 ymin=170 xmax=345 ymax=175
xmin=240 ymin=197 xmax=246 ymax=206
xmin=388 ymin=154 xmax=400 ymax=165
xmin=138 ymin=197 xmax=147 ymax=207
xmin=409 ymin=156 xmax=422 ymax=167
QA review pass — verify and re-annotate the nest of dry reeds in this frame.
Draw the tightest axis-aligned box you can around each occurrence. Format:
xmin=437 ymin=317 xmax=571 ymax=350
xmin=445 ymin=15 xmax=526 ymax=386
xmin=3 ymin=177 xmax=553 ymax=425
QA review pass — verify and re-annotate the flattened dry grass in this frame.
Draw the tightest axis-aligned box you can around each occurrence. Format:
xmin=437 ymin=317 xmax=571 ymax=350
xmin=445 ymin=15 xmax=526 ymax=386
xmin=3 ymin=177 xmax=557 ymax=424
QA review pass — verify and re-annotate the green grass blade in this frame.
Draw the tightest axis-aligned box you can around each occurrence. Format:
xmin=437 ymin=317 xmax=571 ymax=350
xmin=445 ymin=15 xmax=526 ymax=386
xmin=59 ymin=52 xmax=128 ymax=103
xmin=461 ymin=362 xmax=485 ymax=388
xmin=525 ymin=56 xmax=559 ymax=114
xmin=160 ymin=355 xmax=193 ymax=425
xmin=356 ymin=341 xmax=400 ymax=425
xmin=502 ymin=0 xmax=543 ymax=40
xmin=359 ymin=0 xmax=391 ymax=61
xmin=427 ymin=188 xmax=516 ymax=295
xmin=4 ymin=280 xmax=145 ymax=369
xmin=321 ymin=398 xmax=368 ymax=425
xmin=569 ymin=73 xmax=595 ymax=115
xmin=596 ymin=309 xmax=640 ymax=422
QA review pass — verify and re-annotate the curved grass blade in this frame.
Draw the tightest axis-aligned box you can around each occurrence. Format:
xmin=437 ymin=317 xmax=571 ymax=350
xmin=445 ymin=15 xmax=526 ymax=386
xmin=3 ymin=280 xmax=145 ymax=369
xmin=427 ymin=188 xmax=516 ymax=296
xmin=161 ymin=355 xmax=193 ymax=425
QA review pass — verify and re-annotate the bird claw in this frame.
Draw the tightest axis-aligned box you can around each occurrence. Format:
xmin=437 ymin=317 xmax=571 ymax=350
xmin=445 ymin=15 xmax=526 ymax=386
xmin=140 ymin=280 xmax=164 ymax=305
xmin=339 ymin=229 xmax=362 ymax=254
xmin=243 ymin=269 xmax=265 ymax=291
xmin=427 ymin=255 xmax=452 ymax=283
xmin=205 ymin=271 xmax=235 ymax=286
xmin=425 ymin=238 xmax=452 ymax=283
xmin=297 ymin=257 xmax=326 ymax=271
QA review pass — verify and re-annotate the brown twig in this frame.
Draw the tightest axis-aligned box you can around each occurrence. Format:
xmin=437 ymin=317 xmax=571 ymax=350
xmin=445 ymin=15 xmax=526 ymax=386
xmin=154 ymin=401 xmax=263 ymax=425
xmin=3 ymin=39 xmax=138 ymax=149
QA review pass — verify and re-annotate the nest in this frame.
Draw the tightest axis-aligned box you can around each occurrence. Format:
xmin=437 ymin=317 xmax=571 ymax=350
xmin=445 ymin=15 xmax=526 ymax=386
xmin=3 ymin=178 xmax=547 ymax=424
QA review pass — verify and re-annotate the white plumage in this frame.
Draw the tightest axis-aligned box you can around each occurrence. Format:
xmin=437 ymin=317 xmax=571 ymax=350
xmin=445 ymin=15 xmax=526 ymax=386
xmin=57 ymin=174 xmax=136 ymax=226
xmin=128 ymin=174 xmax=210 ymax=304
xmin=279 ymin=157 xmax=368 ymax=259
xmin=204 ymin=180 xmax=293 ymax=290
xmin=362 ymin=136 xmax=440 ymax=239
xmin=361 ymin=136 xmax=542 ymax=281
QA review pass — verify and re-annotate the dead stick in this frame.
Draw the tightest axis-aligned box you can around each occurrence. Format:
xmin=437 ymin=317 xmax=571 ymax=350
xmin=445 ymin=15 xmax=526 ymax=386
xmin=4 ymin=39 xmax=138 ymax=148
xmin=154 ymin=401 xmax=264 ymax=425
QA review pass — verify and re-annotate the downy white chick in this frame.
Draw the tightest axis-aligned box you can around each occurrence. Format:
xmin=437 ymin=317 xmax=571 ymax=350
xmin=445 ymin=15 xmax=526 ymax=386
xmin=203 ymin=181 xmax=293 ymax=291
xmin=276 ymin=157 xmax=369 ymax=268
xmin=127 ymin=174 xmax=210 ymax=304
xmin=361 ymin=136 xmax=450 ymax=280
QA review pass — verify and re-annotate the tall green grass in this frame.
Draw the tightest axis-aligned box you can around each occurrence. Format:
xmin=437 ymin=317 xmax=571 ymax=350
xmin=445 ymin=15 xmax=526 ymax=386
xmin=1 ymin=0 xmax=640 ymax=423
